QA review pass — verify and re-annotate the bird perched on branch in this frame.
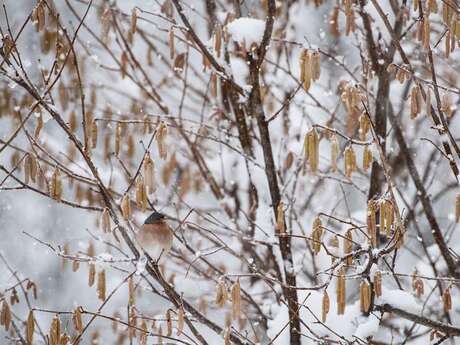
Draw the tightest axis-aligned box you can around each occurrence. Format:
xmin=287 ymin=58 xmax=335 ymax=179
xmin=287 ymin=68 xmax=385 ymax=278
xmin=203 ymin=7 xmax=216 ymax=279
xmin=137 ymin=211 xmax=173 ymax=263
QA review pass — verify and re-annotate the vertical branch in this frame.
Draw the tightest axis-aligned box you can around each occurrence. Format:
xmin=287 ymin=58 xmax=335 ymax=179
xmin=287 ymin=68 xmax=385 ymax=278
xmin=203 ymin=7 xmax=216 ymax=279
xmin=248 ymin=1 xmax=300 ymax=343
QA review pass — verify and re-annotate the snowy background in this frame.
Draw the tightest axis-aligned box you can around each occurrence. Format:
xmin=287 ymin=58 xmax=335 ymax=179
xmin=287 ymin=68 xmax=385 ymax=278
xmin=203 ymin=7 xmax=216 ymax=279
xmin=0 ymin=0 xmax=459 ymax=344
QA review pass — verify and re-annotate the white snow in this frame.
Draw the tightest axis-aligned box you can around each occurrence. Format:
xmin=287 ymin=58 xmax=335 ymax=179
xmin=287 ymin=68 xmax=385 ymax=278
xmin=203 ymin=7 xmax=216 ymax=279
xmin=230 ymin=57 xmax=249 ymax=86
xmin=377 ymin=288 xmax=420 ymax=313
xmin=226 ymin=17 xmax=265 ymax=47
xmin=354 ymin=314 xmax=380 ymax=340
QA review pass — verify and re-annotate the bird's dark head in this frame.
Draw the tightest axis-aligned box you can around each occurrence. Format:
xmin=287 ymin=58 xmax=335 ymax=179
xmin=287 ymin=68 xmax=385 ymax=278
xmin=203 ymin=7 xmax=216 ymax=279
xmin=144 ymin=211 xmax=166 ymax=224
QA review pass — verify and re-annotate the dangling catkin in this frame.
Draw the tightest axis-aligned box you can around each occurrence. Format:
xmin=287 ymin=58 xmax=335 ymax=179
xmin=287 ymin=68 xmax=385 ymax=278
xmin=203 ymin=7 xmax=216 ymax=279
xmin=177 ymin=306 xmax=185 ymax=335
xmin=344 ymin=230 xmax=353 ymax=265
xmin=143 ymin=154 xmax=155 ymax=194
xmin=336 ymin=268 xmax=346 ymax=315
xmin=311 ymin=216 xmax=323 ymax=254
xmin=128 ymin=276 xmax=135 ymax=306
xmin=157 ymin=122 xmax=168 ymax=159
xmin=330 ymin=134 xmax=339 ymax=172
xmin=299 ymin=49 xmax=311 ymax=91
xmin=169 ymin=28 xmax=175 ymax=60
xmin=410 ymin=85 xmax=421 ymax=119
xmin=344 ymin=145 xmax=356 ymax=177
xmin=50 ymin=167 xmax=62 ymax=201
xmin=442 ymin=288 xmax=452 ymax=311
xmin=49 ymin=315 xmax=60 ymax=345
xmin=26 ymin=311 xmax=34 ymax=345
xmin=0 ymin=301 xmax=11 ymax=331
xmin=231 ymin=279 xmax=241 ymax=320
xmin=91 ymin=120 xmax=98 ymax=149
xmin=304 ymin=128 xmax=319 ymax=173
xmin=276 ymin=203 xmax=285 ymax=234
xmin=101 ymin=208 xmax=111 ymax=233
xmin=215 ymin=281 xmax=228 ymax=307
xmin=97 ymin=269 xmax=106 ymax=301
xmin=373 ymin=271 xmax=382 ymax=297
xmin=359 ymin=281 xmax=371 ymax=313
xmin=88 ymin=263 xmax=95 ymax=287
xmin=367 ymin=200 xmax=377 ymax=246
xmin=135 ymin=176 xmax=147 ymax=211
xmin=72 ymin=307 xmax=83 ymax=334
xmin=131 ymin=8 xmax=138 ymax=34
xmin=121 ymin=194 xmax=131 ymax=220
xmin=166 ymin=309 xmax=172 ymax=336
xmin=115 ymin=123 xmax=122 ymax=156
xmin=363 ymin=145 xmax=373 ymax=172
xmin=311 ymin=51 xmax=321 ymax=81
xmin=359 ymin=112 xmax=370 ymax=140
xmin=322 ymin=290 xmax=329 ymax=322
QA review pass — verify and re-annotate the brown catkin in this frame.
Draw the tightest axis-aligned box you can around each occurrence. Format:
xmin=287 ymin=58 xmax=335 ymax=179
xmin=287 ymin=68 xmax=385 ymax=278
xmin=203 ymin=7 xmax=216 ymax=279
xmin=311 ymin=51 xmax=321 ymax=81
xmin=363 ymin=145 xmax=373 ymax=172
xmin=224 ymin=326 xmax=231 ymax=345
xmin=385 ymin=201 xmax=394 ymax=237
xmin=25 ymin=311 xmax=34 ymax=344
xmin=0 ymin=301 xmax=11 ymax=331
xmin=131 ymin=8 xmax=137 ymax=34
xmin=214 ymin=26 xmax=222 ymax=58
xmin=412 ymin=274 xmax=424 ymax=297
xmin=169 ymin=28 xmax=175 ymax=60
xmin=215 ymin=281 xmax=228 ymax=307
xmin=157 ymin=122 xmax=168 ymax=159
xmin=300 ymin=49 xmax=311 ymax=91
xmin=367 ymin=200 xmax=377 ymax=246
xmin=330 ymin=6 xmax=340 ymax=37
xmin=91 ymin=120 xmax=98 ymax=149
xmin=359 ymin=281 xmax=371 ymax=313
xmin=410 ymin=85 xmax=421 ymax=119
xmin=344 ymin=145 xmax=357 ymax=177
xmin=101 ymin=208 xmax=111 ymax=233
xmin=177 ymin=306 xmax=185 ymax=335
xmin=115 ymin=123 xmax=122 ymax=156
xmin=24 ymin=154 xmax=36 ymax=184
xmin=50 ymin=167 xmax=62 ymax=201
xmin=97 ymin=269 xmax=106 ymax=301
xmin=88 ymin=263 xmax=96 ymax=287
xmin=446 ymin=29 xmax=452 ymax=58
xmin=135 ymin=176 xmax=147 ymax=211
xmin=442 ymin=288 xmax=452 ymax=311
xmin=166 ymin=309 xmax=172 ymax=336
xmin=121 ymin=194 xmax=131 ymax=220
xmin=231 ymin=279 xmax=241 ymax=320
xmin=304 ymin=128 xmax=319 ymax=173
xmin=128 ymin=276 xmax=135 ymax=306
xmin=49 ymin=315 xmax=60 ymax=345
xmin=330 ymin=134 xmax=339 ymax=172
xmin=143 ymin=154 xmax=155 ymax=194
xmin=344 ymin=230 xmax=353 ymax=265
xmin=276 ymin=203 xmax=285 ymax=234
xmin=311 ymin=216 xmax=323 ymax=254
xmin=426 ymin=87 xmax=432 ymax=117
xmin=359 ymin=113 xmax=370 ymax=140
xmin=322 ymin=290 xmax=329 ymax=322
xmin=336 ymin=268 xmax=346 ymax=315
xmin=120 ymin=51 xmax=128 ymax=79
xmin=72 ymin=307 xmax=83 ymax=334
xmin=139 ymin=320 xmax=147 ymax=345
xmin=441 ymin=93 xmax=453 ymax=117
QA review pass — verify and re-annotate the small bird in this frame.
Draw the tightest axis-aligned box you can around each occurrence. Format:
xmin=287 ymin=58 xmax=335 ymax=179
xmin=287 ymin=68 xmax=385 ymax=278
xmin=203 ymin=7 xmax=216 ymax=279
xmin=137 ymin=211 xmax=173 ymax=263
